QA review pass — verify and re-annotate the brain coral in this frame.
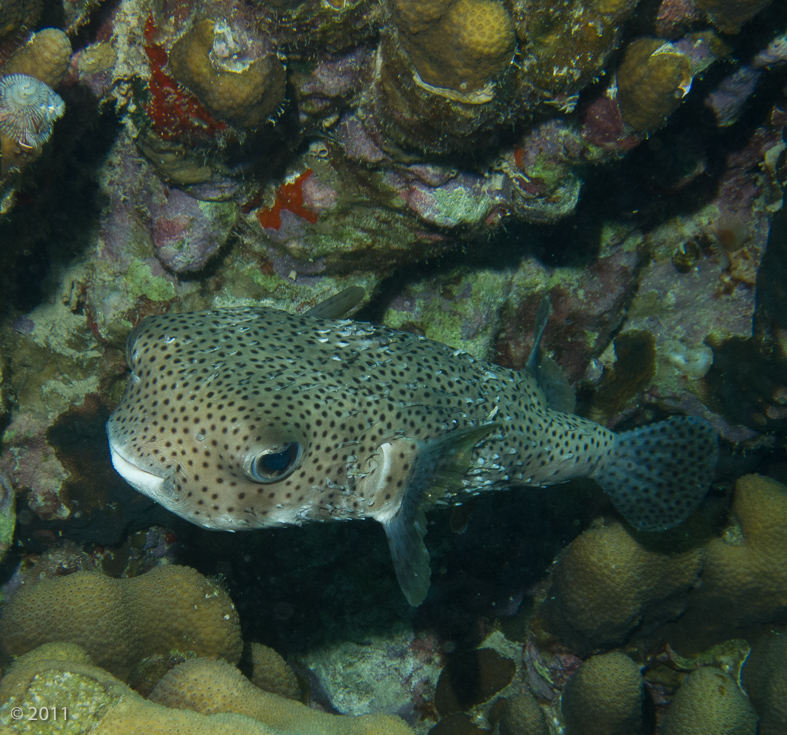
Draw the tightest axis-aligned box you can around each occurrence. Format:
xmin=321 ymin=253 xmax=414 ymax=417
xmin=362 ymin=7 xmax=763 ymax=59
xmin=535 ymin=520 xmax=702 ymax=653
xmin=0 ymin=645 xmax=415 ymax=735
xmin=0 ymin=564 xmax=242 ymax=681
xmin=560 ymin=652 xmax=647 ymax=735
xmin=660 ymin=666 xmax=757 ymax=735
xmin=741 ymin=631 xmax=787 ymax=735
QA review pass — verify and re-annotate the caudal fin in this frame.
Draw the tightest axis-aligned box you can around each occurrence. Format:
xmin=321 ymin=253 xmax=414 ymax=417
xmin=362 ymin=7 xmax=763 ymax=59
xmin=594 ymin=416 xmax=718 ymax=531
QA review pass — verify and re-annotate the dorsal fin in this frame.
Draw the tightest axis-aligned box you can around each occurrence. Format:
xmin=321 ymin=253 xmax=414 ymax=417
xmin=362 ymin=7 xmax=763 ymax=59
xmin=305 ymin=287 xmax=365 ymax=319
xmin=526 ymin=295 xmax=553 ymax=375
xmin=524 ymin=294 xmax=576 ymax=414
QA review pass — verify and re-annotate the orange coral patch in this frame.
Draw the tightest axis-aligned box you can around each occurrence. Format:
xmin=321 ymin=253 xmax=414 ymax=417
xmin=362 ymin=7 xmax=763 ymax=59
xmin=257 ymin=170 xmax=320 ymax=230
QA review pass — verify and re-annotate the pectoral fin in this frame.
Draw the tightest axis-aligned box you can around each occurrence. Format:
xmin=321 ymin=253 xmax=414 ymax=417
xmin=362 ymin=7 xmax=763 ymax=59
xmin=381 ymin=424 xmax=498 ymax=606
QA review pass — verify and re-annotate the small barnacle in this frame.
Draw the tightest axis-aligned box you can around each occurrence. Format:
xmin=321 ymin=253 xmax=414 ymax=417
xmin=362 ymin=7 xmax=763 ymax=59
xmin=0 ymin=74 xmax=65 ymax=150
xmin=672 ymin=239 xmax=700 ymax=273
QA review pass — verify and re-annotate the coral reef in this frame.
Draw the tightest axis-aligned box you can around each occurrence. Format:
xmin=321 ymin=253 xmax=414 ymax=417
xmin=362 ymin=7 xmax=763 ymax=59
xmin=560 ymin=652 xmax=648 ymax=735
xmin=0 ymin=644 xmax=416 ymax=735
xmin=0 ymin=565 xmax=242 ymax=681
xmin=660 ymin=666 xmax=757 ymax=735
xmin=0 ymin=0 xmax=784 ymax=732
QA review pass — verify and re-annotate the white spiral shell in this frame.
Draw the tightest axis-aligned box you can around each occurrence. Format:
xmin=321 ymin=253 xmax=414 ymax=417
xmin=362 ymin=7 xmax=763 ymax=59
xmin=0 ymin=74 xmax=65 ymax=149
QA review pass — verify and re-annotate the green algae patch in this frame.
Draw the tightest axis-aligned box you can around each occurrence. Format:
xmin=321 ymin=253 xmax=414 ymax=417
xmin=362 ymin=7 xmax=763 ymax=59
xmin=382 ymin=268 xmax=510 ymax=359
xmin=125 ymin=261 xmax=176 ymax=303
xmin=0 ymin=479 xmax=15 ymax=563
xmin=430 ymin=186 xmax=490 ymax=227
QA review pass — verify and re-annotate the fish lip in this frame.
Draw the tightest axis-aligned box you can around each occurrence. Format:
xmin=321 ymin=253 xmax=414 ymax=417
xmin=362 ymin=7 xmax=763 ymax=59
xmin=108 ymin=443 xmax=166 ymax=497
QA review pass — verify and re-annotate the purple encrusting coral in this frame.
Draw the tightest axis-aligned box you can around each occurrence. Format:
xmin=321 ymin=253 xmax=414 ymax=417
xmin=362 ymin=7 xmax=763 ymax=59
xmin=148 ymin=185 xmax=238 ymax=274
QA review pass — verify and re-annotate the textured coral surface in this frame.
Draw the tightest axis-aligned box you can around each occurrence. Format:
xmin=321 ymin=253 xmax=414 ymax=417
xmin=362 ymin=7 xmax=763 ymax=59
xmin=0 ymin=565 xmax=242 ymax=679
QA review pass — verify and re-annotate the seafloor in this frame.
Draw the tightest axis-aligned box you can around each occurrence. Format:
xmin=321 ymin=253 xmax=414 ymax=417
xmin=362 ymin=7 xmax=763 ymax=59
xmin=0 ymin=0 xmax=786 ymax=732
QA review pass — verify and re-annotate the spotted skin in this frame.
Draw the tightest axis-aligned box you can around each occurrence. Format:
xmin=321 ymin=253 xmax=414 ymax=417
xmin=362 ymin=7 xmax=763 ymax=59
xmin=107 ymin=303 xmax=717 ymax=603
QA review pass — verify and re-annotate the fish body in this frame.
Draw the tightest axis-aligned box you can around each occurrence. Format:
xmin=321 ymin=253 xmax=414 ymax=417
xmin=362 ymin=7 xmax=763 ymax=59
xmin=107 ymin=296 xmax=718 ymax=604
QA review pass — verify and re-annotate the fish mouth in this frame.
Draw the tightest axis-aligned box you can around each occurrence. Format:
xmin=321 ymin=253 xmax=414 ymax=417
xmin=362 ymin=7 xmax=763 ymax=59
xmin=108 ymin=443 xmax=166 ymax=498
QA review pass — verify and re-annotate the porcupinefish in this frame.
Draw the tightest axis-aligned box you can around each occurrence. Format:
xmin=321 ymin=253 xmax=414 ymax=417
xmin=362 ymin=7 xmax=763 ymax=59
xmin=106 ymin=288 xmax=718 ymax=605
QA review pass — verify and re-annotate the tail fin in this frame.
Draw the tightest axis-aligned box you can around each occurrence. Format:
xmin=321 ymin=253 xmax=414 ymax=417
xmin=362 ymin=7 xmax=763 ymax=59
xmin=594 ymin=416 xmax=718 ymax=531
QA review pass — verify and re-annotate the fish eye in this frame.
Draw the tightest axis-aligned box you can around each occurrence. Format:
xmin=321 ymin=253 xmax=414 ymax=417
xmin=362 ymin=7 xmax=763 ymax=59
xmin=247 ymin=442 xmax=302 ymax=483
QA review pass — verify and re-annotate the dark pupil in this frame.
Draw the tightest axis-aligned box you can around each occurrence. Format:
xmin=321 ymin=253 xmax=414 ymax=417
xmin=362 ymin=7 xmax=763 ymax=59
xmin=262 ymin=449 xmax=291 ymax=471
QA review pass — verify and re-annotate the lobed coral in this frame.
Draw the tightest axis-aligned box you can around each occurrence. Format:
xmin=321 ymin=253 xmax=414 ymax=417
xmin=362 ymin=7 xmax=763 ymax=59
xmin=391 ymin=0 xmax=516 ymax=94
xmin=560 ymin=652 xmax=648 ymax=735
xmin=660 ymin=666 xmax=757 ymax=735
xmin=0 ymin=645 xmax=415 ymax=735
xmin=741 ymin=631 xmax=787 ymax=735
xmin=150 ymin=656 xmax=412 ymax=734
xmin=536 ymin=520 xmax=702 ymax=653
xmin=538 ymin=475 xmax=787 ymax=654
xmin=2 ymin=28 xmax=71 ymax=88
xmin=496 ymin=692 xmax=549 ymax=735
xmin=0 ymin=564 xmax=242 ymax=681
xmin=682 ymin=474 xmax=787 ymax=637
xmin=248 ymin=642 xmax=302 ymax=701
